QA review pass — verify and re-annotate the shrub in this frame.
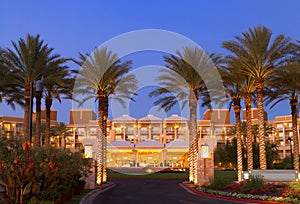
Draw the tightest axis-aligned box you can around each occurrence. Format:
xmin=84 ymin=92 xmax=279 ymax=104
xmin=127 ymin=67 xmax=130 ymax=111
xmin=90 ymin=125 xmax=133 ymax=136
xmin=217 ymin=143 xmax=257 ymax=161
xmin=0 ymin=137 xmax=91 ymax=203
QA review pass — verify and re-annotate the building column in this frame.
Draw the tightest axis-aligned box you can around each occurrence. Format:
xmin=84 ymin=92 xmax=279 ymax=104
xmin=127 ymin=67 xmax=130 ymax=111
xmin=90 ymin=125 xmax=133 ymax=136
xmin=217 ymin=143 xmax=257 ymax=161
xmin=122 ymin=127 xmax=126 ymax=140
xmin=159 ymin=122 xmax=163 ymax=143
xmin=174 ymin=127 xmax=178 ymax=140
xmin=148 ymin=126 xmax=152 ymax=140
xmin=137 ymin=125 xmax=141 ymax=143
xmin=133 ymin=145 xmax=137 ymax=167
xmin=283 ymin=126 xmax=286 ymax=158
xmin=163 ymin=146 xmax=167 ymax=167
xmin=163 ymin=126 xmax=167 ymax=144
xmin=12 ymin=123 xmax=16 ymax=137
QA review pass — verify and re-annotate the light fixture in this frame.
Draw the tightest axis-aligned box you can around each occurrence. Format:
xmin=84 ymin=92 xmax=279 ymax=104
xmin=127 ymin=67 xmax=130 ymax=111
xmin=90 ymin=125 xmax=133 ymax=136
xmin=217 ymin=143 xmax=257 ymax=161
xmin=201 ymin=143 xmax=209 ymax=159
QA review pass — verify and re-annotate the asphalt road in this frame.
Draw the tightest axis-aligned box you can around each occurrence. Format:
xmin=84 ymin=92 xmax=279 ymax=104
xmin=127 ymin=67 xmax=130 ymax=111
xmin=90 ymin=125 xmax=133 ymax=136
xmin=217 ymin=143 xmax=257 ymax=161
xmin=92 ymin=180 xmax=247 ymax=204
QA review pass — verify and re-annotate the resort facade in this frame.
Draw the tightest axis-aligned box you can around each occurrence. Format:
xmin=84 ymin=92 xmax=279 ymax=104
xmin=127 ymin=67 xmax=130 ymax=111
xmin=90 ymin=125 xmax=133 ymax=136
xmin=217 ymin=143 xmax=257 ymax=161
xmin=1 ymin=108 xmax=300 ymax=167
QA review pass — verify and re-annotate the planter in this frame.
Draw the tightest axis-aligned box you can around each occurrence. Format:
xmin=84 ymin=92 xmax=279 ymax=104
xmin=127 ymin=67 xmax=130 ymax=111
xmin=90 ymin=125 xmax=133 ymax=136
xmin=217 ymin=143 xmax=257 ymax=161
xmin=65 ymin=188 xmax=74 ymax=201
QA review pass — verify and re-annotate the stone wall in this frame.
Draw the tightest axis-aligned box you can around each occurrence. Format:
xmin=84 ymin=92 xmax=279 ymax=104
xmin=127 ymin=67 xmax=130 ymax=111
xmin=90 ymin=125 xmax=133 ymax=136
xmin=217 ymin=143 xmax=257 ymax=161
xmin=85 ymin=159 xmax=97 ymax=189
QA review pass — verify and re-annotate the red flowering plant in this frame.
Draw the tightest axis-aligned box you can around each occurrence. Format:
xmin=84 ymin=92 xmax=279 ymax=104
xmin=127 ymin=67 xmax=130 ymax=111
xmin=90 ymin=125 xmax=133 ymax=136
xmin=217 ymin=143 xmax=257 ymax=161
xmin=0 ymin=140 xmax=62 ymax=203
xmin=280 ymin=182 xmax=300 ymax=200
xmin=0 ymin=137 xmax=91 ymax=203
xmin=0 ymin=141 xmax=36 ymax=203
xmin=223 ymin=175 xmax=283 ymax=196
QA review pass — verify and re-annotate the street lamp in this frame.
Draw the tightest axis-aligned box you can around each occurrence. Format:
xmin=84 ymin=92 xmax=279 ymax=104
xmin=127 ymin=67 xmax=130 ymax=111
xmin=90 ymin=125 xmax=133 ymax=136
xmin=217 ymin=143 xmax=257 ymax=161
xmin=288 ymin=136 xmax=293 ymax=160
xmin=35 ymin=79 xmax=44 ymax=146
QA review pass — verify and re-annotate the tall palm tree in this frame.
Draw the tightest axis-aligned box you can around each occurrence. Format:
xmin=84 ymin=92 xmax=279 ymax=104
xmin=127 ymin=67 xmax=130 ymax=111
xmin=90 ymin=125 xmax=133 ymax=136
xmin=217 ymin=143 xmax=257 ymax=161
xmin=242 ymin=77 xmax=256 ymax=171
xmin=219 ymin=66 xmax=243 ymax=181
xmin=74 ymin=47 xmax=137 ymax=185
xmin=43 ymin=61 xmax=71 ymax=146
xmin=2 ymin=34 xmax=58 ymax=142
xmin=149 ymin=47 xmax=222 ymax=184
xmin=222 ymin=26 xmax=291 ymax=169
xmin=266 ymin=61 xmax=300 ymax=171
xmin=221 ymin=63 xmax=255 ymax=178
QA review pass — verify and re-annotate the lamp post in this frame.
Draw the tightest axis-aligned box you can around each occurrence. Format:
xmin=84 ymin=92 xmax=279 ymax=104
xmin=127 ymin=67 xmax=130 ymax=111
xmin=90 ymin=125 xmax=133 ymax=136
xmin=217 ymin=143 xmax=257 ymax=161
xmin=288 ymin=136 xmax=293 ymax=162
xmin=35 ymin=79 xmax=44 ymax=147
xmin=29 ymin=82 xmax=34 ymax=143
xmin=201 ymin=143 xmax=209 ymax=182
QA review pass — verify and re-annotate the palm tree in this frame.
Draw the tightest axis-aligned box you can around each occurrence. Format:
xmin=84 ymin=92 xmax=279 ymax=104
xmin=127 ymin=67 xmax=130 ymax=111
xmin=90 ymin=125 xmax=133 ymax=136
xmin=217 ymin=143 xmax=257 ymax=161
xmin=221 ymin=64 xmax=255 ymax=177
xmin=2 ymin=34 xmax=58 ymax=142
xmin=219 ymin=66 xmax=243 ymax=181
xmin=222 ymin=26 xmax=291 ymax=169
xmin=266 ymin=61 xmax=300 ymax=171
xmin=51 ymin=122 xmax=70 ymax=148
xmin=242 ymin=77 xmax=256 ymax=171
xmin=74 ymin=47 xmax=137 ymax=185
xmin=43 ymin=61 xmax=71 ymax=146
xmin=0 ymin=48 xmax=24 ymax=112
xmin=149 ymin=47 xmax=222 ymax=184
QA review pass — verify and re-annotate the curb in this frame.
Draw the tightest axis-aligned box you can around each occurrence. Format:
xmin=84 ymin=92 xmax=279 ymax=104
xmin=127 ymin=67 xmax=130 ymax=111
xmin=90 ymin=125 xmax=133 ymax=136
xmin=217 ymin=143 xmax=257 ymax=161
xmin=180 ymin=182 xmax=288 ymax=204
xmin=79 ymin=183 xmax=116 ymax=204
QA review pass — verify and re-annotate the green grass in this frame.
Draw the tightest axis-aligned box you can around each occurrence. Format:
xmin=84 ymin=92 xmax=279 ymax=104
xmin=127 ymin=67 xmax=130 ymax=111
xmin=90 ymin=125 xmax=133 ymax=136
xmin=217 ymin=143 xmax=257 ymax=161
xmin=66 ymin=189 xmax=93 ymax=204
xmin=107 ymin=169 xmax=237 ymax=181
xmin=214 ymin=170 xmax=237 ymax=183
xmin=210 ymin=170 xmax=238 ymax=189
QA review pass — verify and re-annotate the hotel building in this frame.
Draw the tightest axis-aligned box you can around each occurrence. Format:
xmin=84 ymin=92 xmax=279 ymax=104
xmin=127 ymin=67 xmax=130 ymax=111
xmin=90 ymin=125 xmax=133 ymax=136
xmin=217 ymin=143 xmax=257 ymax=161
xmin=1 ymin=108 xmax=300 ymax=166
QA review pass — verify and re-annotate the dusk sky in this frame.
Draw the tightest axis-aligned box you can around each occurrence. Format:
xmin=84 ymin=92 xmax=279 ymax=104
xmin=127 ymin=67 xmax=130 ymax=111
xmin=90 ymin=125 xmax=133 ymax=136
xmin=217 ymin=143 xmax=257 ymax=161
xmin=1 ymin=1 xmax=300 ymax=123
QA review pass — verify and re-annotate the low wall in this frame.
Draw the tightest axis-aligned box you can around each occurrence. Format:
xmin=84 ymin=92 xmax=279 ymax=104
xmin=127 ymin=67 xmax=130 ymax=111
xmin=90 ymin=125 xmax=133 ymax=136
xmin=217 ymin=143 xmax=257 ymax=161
xmin=242 ymin=170 xmax=298 ymax=182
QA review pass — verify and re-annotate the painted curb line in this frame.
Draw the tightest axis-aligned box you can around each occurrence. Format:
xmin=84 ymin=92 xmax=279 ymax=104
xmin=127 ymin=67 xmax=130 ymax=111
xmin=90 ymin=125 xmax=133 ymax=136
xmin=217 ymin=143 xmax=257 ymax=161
xmin=180 ymin=182 xmax=288 ymax=204
xmin=79 ymin=183 xmax=116 ymax=204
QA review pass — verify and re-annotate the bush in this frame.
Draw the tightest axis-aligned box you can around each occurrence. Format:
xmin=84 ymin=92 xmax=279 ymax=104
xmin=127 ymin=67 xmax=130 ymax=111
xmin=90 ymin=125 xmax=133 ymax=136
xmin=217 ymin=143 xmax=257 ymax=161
xmin=273 ymin=157 xmax=294 ymax=169
xmin=0 ymin=137 xmax=91 ymax=203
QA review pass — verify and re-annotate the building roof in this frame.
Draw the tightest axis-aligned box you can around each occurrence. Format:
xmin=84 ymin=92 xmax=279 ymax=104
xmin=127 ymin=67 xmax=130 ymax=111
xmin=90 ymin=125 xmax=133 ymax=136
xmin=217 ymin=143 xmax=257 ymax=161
xmin=139 ymin=114 xmax=162 ymax=122
xmin=135 ymin=140 xmax=164 ymax=148
xmin=164 ymin=114 xmax=187 ymax=121
xmin=166 ymin=139 xmax=189 ymax=148
xmin=112 ymin=114 xmax=136 ymax=121
xmin=107 ymin=140 xmax=134 ymax=147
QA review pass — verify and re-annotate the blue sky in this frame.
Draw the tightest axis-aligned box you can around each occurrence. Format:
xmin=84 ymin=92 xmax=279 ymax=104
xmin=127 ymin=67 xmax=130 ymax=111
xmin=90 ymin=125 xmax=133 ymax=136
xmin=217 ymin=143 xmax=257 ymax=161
xmin=1 ymin=0 xmax=300 ymax=123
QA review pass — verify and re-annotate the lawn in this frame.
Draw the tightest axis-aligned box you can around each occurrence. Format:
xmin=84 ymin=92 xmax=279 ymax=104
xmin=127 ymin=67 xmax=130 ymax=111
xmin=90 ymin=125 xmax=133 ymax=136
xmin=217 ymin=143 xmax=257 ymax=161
xmin=107 ymin=168 xmax=189 ymax=179
xmin=214 ymin=169 xmax=237 ymax=185
xmin=107 ymin=168 xmax=237 ymax=181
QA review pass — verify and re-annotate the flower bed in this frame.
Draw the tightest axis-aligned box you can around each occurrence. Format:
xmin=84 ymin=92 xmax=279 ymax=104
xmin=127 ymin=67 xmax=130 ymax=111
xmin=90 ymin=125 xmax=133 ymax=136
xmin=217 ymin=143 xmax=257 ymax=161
xmin=187 ymin=174 xmax=300 ymax=204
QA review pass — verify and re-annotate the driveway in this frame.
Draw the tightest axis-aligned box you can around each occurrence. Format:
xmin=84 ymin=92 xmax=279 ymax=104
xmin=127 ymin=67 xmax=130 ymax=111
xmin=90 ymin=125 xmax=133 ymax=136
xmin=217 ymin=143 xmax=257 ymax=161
xmin=92 ymin=180 xmax=247 ymax=204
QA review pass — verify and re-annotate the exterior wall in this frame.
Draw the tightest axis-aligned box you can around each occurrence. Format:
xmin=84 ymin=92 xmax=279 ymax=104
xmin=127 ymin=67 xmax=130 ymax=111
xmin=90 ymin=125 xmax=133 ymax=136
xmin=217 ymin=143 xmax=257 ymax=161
xmin=69 ymin=109 xmax=96 ymax=125
xmin=0 ymin=116 xmax=24 ymax=138
xmin=242 ymin=108 xmax=268 ymax=124
xmin=268 ymin=116 xmax=300 ymax=160
xmin=203 ymin=109 xmax=230 ymax=124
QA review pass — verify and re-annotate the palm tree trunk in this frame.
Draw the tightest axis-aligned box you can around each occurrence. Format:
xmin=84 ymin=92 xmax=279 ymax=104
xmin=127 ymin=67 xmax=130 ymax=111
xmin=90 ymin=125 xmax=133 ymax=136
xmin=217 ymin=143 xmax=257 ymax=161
xmin=244 ymin=93 xmax=253 ymax=171
xmin=256 ymin=83 xmax=267 ymax=169
xmin=24 ymin=84 xmax=30 ymax=141
xmin=97 ymin=93 xmax=108 ymax=185
xmin=291 ymin=98 xmax=299 ymax=171
xmin=188 ymin=90 xmax=198 ymax=184
xmin=45 ymin=98 xmax=52 ymax=145
xmin=35 ymin=91 xmax=42 ymax=147
xmin=233 ymin=101 xmax=243 ymax=182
